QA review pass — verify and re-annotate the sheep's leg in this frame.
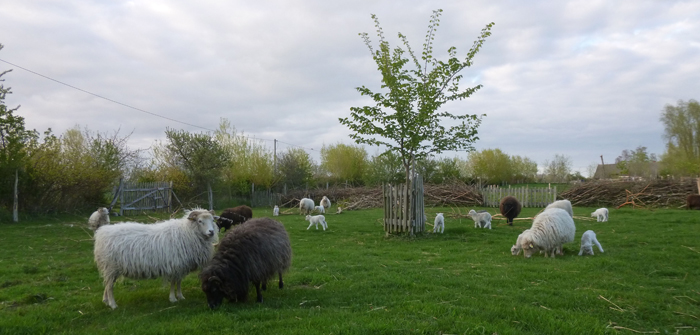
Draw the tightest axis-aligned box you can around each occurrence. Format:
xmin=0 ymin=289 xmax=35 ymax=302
xmin=176 ymin=280 xmax=185 ymax=300
xmin=262 ymin=281 xmax=267 ymax=291
xmin=307 ymin=221 xmax=314 ymax=230
xmin=278 ymin=272 xmax=284 ymax=289
xmin=254 ymin=282 xmax=263 ymax=303
xmin=103 ymin=275 xmax=118 ymax=309
xmin=594 ymin=239 xmax=604 ymax=253
xmin=169 ymin=282 xmax=178 ymax=302
xmin=322 ymin=221 xmax=326 ymax=231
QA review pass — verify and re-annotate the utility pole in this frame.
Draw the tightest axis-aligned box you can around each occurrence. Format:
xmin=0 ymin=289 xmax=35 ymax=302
xmin=274 ymin=139 xmax=277 ymax=175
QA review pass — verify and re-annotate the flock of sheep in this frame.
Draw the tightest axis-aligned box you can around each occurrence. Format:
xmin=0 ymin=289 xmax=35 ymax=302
xmin=86 ymin=194 xmax=608 ymax=310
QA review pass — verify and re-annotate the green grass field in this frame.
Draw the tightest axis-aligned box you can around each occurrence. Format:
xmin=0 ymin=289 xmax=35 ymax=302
xmin=1 ymin=206 xmax=698 ymax=334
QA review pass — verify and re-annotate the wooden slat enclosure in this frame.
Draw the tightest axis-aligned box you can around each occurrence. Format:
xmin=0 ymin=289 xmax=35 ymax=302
xmin=481 ymin=185 xmax=557 ymax=208
xmin=383 ymin=174 xmax=425 ymax=235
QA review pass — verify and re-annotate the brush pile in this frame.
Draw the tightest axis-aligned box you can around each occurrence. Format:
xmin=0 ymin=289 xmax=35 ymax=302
xmin=560 ymin=179 xmax=697 ymax=208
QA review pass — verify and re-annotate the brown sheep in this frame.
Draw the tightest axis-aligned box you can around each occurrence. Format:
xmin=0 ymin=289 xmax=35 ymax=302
xmin=687 ymin=194 xmax=700 ymax=210
xmin=499 ymin=196 xmax=522 ymax=226
xmin=217 ymin=205 xmax=253 ymax=231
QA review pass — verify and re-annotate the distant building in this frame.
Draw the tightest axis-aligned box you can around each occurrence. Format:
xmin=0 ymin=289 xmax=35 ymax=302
xmin=593 ymin=162 xmax=660 ymax=180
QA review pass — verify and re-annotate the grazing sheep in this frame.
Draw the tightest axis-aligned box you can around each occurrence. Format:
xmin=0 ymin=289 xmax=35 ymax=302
xmin=88 ymin=207 xmax=110 ymax=231
xmin=320 ymin=196 xmax=332 ymax=209
xmin=687 ymin=194 xmax=700 ymax=210
xmin=305 ymin=215 xmax=328 ymax=230
xmin=299 ymin=198 xmax=315 ymax=215
xmin=433 ymin=213 xmax=445 ymax=233
xmin=468 ymin=210 xmax=492 ymax=229
xmin=545 ymin=199 xmax=574 ymax=218
xmin=94 ymin=208 xmax=218 ymax=309
xmin=499 ymin=196 xmax=522 ymax=226
xmin=578 ymin=230 xmax=604 ymax=256
xmin=200 ymin=218 xmax=291 ymax=308
xmin=273 ymin=205 xmax=280 ymax=217
xmin=336 ymin=207 xmax=342 ymax=214
xmin=516 ymin=208 xmax=576 ymax=258
xmin=314 ymin=205 xmax=325 ymax=214
xmin=217 ymin=205 xmax=253 ymax=231
xmin=591 ymin=208 xmax=609 ymax=222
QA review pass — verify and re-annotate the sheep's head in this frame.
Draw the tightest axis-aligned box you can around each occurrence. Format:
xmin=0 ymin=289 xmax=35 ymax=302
xmin=187 ymin=209 xmax=218 ymax=240
xmin=201 ymin=275 xmax=225 ymax=309
xmin=510 ymin=245 xmax=521 ymax=256
xmin=305 ymin=215 xmax=311 ymax=221
xmin=520 ymin=238 xmax=540 ymax=258
xmin=98 ymin=207 xmax=109 ymax=215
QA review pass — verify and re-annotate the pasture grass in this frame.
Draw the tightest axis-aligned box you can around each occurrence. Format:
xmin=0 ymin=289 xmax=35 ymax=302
xmin=0 ymin=206 xmax=698 ymax=334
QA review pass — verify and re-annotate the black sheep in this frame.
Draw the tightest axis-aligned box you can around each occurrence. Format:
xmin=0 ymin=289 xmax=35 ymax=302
xmin=687 ymin=194 xmax=700 ymax=210
xmin=499 ymin=196 xmax=522 ymax=226
xmin=217 ymin=205 xmax=253 ymax=231
xmin=199 ymin=218 xmax=292 ymax=309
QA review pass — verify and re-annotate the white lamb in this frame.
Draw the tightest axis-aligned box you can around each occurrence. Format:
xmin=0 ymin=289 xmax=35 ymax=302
xmin=511 ymin=229 xmax=530 ymax=255
xmin=320 ymin=196 xmax=332 ymax=209
xmin=273 ymin=205 xmax=279 ymax=216
xmin=305 ymin=214 xmax=328 ymax=230
xmin=433 ymin=213 xmax=445 ymax=233
xmin=516 ymin=208 xmax=576 ymax=258
xmin=88 ymin=207 xmax=110 ymax=231
xmin=336 ymin=207 xmax=342 ymax=214
xmin=467 ymin=209 xmax=492 ymax=229
xmin=579 ymin=230 xmax=604 ymax=256
xmin=314 ymin=205 xmax=325 ymax=214
xmin=299 ymin=198 xmax=315 ymax=215
xmin=93 ymin=208 xmax=219 ymax=309
xmin=591 ymin=208 xmax=609 ymax=222
xmin=544 ymin=199 xmax=573 ymax=218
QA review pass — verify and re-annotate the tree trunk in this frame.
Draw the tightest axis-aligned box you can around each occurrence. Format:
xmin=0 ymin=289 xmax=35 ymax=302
xmin=13 ymin=169 xmax=19 ymax=223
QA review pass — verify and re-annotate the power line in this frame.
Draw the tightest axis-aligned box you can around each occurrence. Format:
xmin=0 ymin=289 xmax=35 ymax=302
xmin=0 ymin=58 xmax=315 ymax=150
xmin=0 ymin=58 xmax=215 ymax=132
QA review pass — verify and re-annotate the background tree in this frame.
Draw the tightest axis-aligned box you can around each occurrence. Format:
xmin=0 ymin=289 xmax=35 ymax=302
xmin=542 ymin=154 xmax=572 ymax=183
xmin=320 ymin=143 xmax=368 ymax=185
xmin=163 ymin=128 xmax=229 ymax=198
xmin=510 ymin=155 xmax=538 ymax=183
xmin=615 ymin=146 xmax=657 ymax=177
xmin=363 ymin=151 xmax=404 ymax=186
xmin=215 ymin=119 xmax=275 ymax=193
xmin=660 ymin=99 xmax=700 ymax=176
xmin=466 ymin=149 xmax=513 ymax=185
xmin=339 ymin=10 xmax=494 ymax=184
xmin=278 ymin=147 xmax=314 ymax=189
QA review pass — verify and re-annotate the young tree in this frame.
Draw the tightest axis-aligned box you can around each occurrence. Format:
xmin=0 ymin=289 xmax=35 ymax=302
xmin=466 ymin=149 xmax=513 ymax=185
xmin=363 ymin=151 xmax=404 ymax=186
xmin=164 ymin=128 xmax=229 ymax=192
xmin=339 ymin=10 xmax=494 ymax=184
xmin=660 ymin=99 xmax=700 ymax=176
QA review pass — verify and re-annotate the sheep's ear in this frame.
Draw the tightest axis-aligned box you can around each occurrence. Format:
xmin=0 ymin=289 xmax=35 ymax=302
xmin=188 ymin=211 xmax=200 ymax=221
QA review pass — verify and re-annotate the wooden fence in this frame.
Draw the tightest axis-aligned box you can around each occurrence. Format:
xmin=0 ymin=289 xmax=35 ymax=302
xmin=383 ymin=175 xmax=425 ymax=235
xmin=119 ymin=181 xmax=174 ymax=216
xmin=481 ymin=185 xmax=557 ymax=208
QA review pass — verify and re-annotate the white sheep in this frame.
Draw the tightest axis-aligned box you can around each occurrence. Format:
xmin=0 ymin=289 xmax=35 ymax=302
xmin=578 ymin=230 xmax=604 ymax=256
xmin=320 ymin=196 xmax=331 ymax=209
xmin=273 ymin=205 xmax=279 ymax=216
xmin=468 ymin=210 xmax=492 ymax=229
xmin=93 ymin=208 xmax=219 ymax=309
xmin=544 ymin=199 xmax=573 ymax=218
xmin=299 ymin=198 xmax=315 ymax=215
xmin=314 ymin=205 xmax=325 ymax=214
xmin=433 ymin=213 xmax=445 ymax=233
xmin=516 ymin=208 xmax=576 ymax=258
xmin=591 ymin=208 xmax=609 ymax=222
xmin=305 ymin=214 xmax=327 ymax=230
xmin=88 ymin=207 xmax=110 ymax=231
xmin=336 ymin=207 xmax=342 ymax=214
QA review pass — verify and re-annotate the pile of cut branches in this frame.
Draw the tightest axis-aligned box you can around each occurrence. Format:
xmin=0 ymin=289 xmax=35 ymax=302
xmin=560 ymin=179 xmax=697 ymax=208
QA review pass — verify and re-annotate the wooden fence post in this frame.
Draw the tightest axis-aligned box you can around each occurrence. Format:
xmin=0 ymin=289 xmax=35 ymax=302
xmin=13 ymin=169 xmax=18 ymax=223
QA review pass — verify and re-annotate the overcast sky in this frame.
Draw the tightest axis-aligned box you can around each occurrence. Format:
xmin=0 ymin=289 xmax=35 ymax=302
xmin=1 ymin=0 xmax=698 ymax=176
